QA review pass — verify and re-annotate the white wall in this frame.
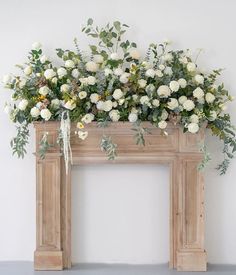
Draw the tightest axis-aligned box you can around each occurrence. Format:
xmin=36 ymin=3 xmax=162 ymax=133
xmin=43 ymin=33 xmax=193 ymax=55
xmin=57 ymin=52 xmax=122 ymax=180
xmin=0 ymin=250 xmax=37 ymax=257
xmin=0 ymin=0 xmax=236 ymax=265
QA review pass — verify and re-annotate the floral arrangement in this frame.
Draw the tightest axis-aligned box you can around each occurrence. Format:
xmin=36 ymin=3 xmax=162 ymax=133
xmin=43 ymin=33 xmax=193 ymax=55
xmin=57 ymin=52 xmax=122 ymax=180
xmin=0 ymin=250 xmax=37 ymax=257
xmin=2 ymin=19 xmax=236 ymax=174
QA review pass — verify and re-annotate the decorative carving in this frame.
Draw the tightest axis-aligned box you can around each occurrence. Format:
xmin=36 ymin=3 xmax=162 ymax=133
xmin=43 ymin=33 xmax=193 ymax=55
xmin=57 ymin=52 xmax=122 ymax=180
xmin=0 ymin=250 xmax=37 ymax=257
xmin=34 ymin=122 xmax=207 ymax=271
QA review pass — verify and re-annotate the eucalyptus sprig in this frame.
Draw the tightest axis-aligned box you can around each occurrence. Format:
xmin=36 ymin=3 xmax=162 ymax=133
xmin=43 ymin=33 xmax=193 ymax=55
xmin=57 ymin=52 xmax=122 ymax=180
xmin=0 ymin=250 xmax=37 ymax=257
xmin=10 ymin=124 xmax=29 ymax=158
xmin=132 ymin=121 xmax=151 ymax=146
xmin=38 ymin=132 xmax=53 ymax=159
xmin=100 ymin=135 xmax=117 ymax=160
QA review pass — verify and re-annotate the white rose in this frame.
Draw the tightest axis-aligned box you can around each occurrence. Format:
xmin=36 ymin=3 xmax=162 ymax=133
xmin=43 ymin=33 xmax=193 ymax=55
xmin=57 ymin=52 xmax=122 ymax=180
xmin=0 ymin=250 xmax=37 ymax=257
xmin=93 ymin=54 xmax=104 ymax=64
xmin=90 ymin=93 xmax=99 ymax=103
xmin=30 ymin=107 xmax=40 ymax=117
xmin=86 ymin=76 xmax=96 ymax=86
xmin=187 ymin=62 xmax=196 ymax=72
xmin=161 ymin=109 xmax=169 ymax=120
xmin=79 ymin=91 xmax=87 ymax=99
xmin=110 ymin=52 xmax=120 ymax=60
xmin=128 ymin=113 xmax=138 ymax=123
xmin=129 ymin=49 xmax=141 ymax=59
xmin=205 ymin=93 xmax=215 ymax=103
xmin=152 ymin=99 xmax=160 ymax=107
xmin=142 ymin=61 xmax=151 ymax=69
xmin=183 ymin=99 xmax=195 ymax=111
xmin=18 ymin=99 xmax=28 ymax=111
xmin=64 ymin=100 xmax=76 ymax=110
xmin=190 ymin=114 xmax=199 ymax=123
xmin=24 ymin=66 xmax=32 ymax=76
xmin=79 ymin=77 xmax=88 ymax=85
xmin=194 ymin=74 xmax=204 ymax=84
xmin=119 ymin=98 xmax=125 ymax=105
xmin=44 ymin=69 xmax=56 ymax=79
xmin=104 ymin=68 xmax=113 ymax=76
xmin=71 ymin=68 xmax=80 ymax=78
xmin=114 ymin=68 xmax=123 ymax=76
xmin=65 ymin=60 xmax=75 ymax=68
xmin=97 ymin=101 xmax=104 ymax=110
xmin=145 ymin=69 xmax=155 ymax=78
xmin=51 ymin=99 xmax=60 ymax=109
xmin=40 ymin=55 xmax=48 ymax=63
xmin=187 ymin=123 xmax=199 ymax=133
xmin=36 ymin=102 xmax=43 ymax=109
xmin=109 ymin=110 xmax=120 ymax=122
xmin=138 ymin=79 xmax=147 ymax=88
xmin=132 ymin=94 xmax=138 ymax=101
xmin=86 ymin=61 xmax=98 ymax=72
xmin=119 ymin=73 xmax=130 ymax=84
xmin=81 ymin=113 xmax=94 ymax=124
xmin=178 ymin=78 xmax=187 ymax=88
xmin=193 ymin=87 xmax=204 ymax=99
xmin=60 ymin=84 xmax=71 ymax=93
xmin=103 ymin=100 xmax=113 ymax=112
xmin=164 ymin=66 xmax=173 ymax=76
xmin=167 ymin=98 xmax=179 ymax=110
xmin=39 ymin=86 xmax=50 ymax=96
xmin=179 ymin=56 xmax=188 ymax=64
xmin=208 ymin=110 xmax=217 ymax=121
xmin=159 ymin=64 xmax=165 ymax=71
xmin=40 ymin=108 xmax=51 ymax=121
xmin=155 ymin=70 xmax=163 ymax=77
xmin=32 ymin=42 xmax=42 ymax=50
xmin=112 ymin=101 xmax=118 ymax=108
xmin=157 ymin=85 xmax=171 ymax=98
xmin=113 ymin=89 xmax=123 ymax=100
xmin=178 ymin=96 xmax=187 ymax=105
xmin=57 ymin=67 xmax=67 ymax=78
xmin=2 ymin=74 xmax=12 ymax=84
xmin=162 ymin=53 xmax=173 ymax=62
xmin=78 ymin=131 xmax=88 ymax=140
xmin=169 ymin=81 xmax=180 ymax=92
xmin=140 ymin=95 xmax=150 ymax=105
xmin=158 ymin=120 xmax=167 ymax=129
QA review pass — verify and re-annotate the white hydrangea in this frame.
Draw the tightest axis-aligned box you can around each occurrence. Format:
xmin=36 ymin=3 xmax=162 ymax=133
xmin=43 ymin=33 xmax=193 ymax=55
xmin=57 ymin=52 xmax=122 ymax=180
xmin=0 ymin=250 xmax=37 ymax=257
xmin=109 ymin=110 xmax=120 ymax=122
xmin=190 ymin=114 xmax=199 ymax=123
xmin=138 ymin=79 xmax=147 ymax=88
xmin=90 ymin=93 xmax=99 ymax=103
xmin=187 ymin=122 xmax=199 ymax=133
xmin=65 ymin=60 xmax=75 ymax=68
xmin=178 ymin=78 xmax=187 ymax=88
xmin=39 ymin=86 xmax=50 ymax=96
xmin=18 ymin=99 xmax=28 ymax=111
xmin=157 ymin=85 xmax=171 ymax=98
xmin=205 ymin=93 xmax=215 ymax=103
xmin=128 ymin=113 xmax=138 ymax=123
xmin=145 ymin=68 xmax=155 ymax=78
xmin=169 ymin=81 xmax=180 ymax=92
xmin=193 ymin=87 xmax=204 ymax=99
xmin=40 ymin=108 xmax=52 ymax=121
xmin=167 ymin=98 xmax=179 ymax=110
xmin=71 ymin=68 xmax=80 ymax=78
xmin=194 ymin=74 xmax=204 ymax=84
xmin=30 ymin=107 xmax=40 ymax=117
xmin=85 ymin=61 xmax=99 ymax=72
xmin=87 ymin=76 xmax=96 ymax=85
xmin=57 ymin=67 xmax=67 ymax=78
xmin=183 ymin=99 xmax=195 ymax=111
xmin=113 ymin=89 xmax=123 ymax=100
xmin=64 ymin=100 xmax=76 ymax=110
xmin=81 ymin=113 xmax=94 ymax=124
xmin=79 ymin=91 xmax=87 ymax=99
xmin=178 ymin=96 xmax=187 ymax=105
xmin=93 ymin=54 xmax=104 ymax=64
xmin=158 ymin=120 xmax=167 ymax=129
xmin=187 ymin=62 xmax=196 ymax=72
xmin=44 ymin=69 xmax=56 ymax=79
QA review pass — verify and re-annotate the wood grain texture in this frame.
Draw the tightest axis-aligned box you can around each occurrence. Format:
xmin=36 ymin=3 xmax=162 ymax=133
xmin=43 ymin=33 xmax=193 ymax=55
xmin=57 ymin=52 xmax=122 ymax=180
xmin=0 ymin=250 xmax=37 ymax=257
xmin=34 ymin=121 xmax=207 ymax=271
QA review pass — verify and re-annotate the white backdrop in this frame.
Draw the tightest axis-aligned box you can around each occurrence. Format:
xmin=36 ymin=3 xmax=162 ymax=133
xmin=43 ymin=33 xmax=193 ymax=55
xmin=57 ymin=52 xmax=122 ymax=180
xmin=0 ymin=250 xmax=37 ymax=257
xmin=0 ymin=0 xmax=236 ymax=265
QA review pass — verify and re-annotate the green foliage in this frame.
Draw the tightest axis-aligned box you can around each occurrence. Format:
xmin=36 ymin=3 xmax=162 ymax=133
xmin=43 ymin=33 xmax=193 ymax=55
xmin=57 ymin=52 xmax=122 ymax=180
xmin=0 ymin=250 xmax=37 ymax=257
xmin=198 ymin=144 xmax=212 ymax=171
xmin=100 ymin=135 xmax=117 ymax=160
xmin=132 ymin=121 xmax=151 ymax=146
xmin=10 ymin=124 xmax=29 ymax=158
xmin=38 ymin=132 xmax=53 ymax=159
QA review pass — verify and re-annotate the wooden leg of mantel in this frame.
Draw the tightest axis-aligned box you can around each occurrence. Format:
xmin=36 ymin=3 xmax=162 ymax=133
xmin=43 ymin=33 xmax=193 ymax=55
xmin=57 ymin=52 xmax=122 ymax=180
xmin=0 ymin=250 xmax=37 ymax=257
xmin=176 ymin=156 xmax=207 ymax=271
xmin=34 ymin=154 xmax=63 ymax=270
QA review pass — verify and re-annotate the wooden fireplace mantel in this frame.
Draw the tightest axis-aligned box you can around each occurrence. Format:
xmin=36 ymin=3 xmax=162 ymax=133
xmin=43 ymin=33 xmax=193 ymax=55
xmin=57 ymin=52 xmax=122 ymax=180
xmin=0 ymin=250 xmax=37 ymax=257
xmin=34 ymin=121 xmax=207 ymax=271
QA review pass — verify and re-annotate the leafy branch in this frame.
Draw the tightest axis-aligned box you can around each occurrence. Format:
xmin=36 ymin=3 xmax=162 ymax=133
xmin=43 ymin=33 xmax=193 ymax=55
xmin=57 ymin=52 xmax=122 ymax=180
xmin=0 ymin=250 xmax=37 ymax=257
xmin=198 ymin=144 xmax=212 ymax=171
xmin=39 ymin=132 xmax=53 ymax=159
xmin=132 ymin=121 xmax=151 ymax=146
xmin=10 ymin=124 xmax=29 ymax=158
xmin=100 ymin=135 xmax=117 ymax=160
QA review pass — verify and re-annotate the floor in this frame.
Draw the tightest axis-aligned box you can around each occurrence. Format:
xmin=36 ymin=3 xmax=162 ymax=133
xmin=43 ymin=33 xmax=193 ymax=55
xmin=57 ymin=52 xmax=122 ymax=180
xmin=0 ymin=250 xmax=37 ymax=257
xmin=0 ymin=262 xmax=236 ymax=275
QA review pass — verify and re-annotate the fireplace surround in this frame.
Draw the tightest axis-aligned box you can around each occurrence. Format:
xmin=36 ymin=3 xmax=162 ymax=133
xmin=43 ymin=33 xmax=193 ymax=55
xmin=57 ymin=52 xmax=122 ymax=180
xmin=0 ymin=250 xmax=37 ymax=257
xmin=34 ymin=122 xmax=207 ymax=271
